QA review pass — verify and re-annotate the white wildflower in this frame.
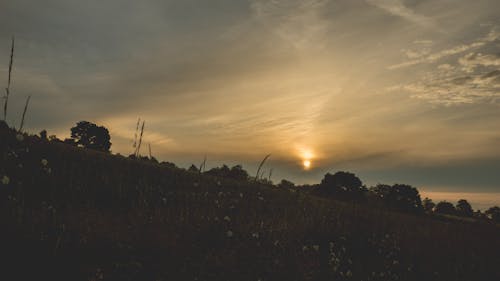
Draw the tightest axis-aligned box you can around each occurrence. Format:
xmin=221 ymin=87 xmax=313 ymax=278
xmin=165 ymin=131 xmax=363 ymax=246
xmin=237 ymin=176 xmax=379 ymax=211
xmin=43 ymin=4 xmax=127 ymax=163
xmin=239 ymin=193 xmax=244 ymax=198
xmin=217 ymin=181 xmax=221 ymax=186
xmin=252 ymin=232 xmax=259 ymax=239
xmin=16 ymin=134 xmax=24 ymax=142
xmin=1 ymin=175 xmax=10 ymax=185
xmin=258 ymin=196 xmax=264 ymax=201
xmin=41 ymin=159 xmax=48 ymax=166
xmin=226 ymin=230 xmax=233 ymax=238
xmin=223 ymin=216 xmax=231 ymax=222
xmin=302 ymin=245 xmax=308 ymax=251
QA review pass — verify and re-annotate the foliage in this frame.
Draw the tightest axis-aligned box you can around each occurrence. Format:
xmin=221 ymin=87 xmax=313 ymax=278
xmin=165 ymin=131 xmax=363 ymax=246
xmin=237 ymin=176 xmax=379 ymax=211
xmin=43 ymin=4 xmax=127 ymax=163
xmin=69 ymin=121 xmax=111 ymax=152
xmin=456 ymin=199 xmax=474 ymax=217
xmin=423 ymin=197 xmax=436 ymax=212
xmin=318 ymin=171 xmax=365 ymax=200
xmin=370 ymin=184 xmax=424 ymax=213
xmin=485 ymin=206 xmax=500 ymax=223
xmin=434 ymin=201 xmax=456 ymax=215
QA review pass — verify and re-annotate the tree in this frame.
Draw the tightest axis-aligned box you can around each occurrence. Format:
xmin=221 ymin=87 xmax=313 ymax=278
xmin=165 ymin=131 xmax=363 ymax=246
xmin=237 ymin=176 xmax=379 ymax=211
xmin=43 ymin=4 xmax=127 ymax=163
xmin=422 ymin=197 xmax=435 ymax=213
xmin=69 ymin=121 xmax=111 ymax=152
xmin=278 ymin=179 xmax=295 ymax=189
xmin=434 ymin=201 xmax=456 ymax=215
xmin=370 ymin=184 xmax=423 ymax=213
xmin=485 ymin=206 xmax=500 ymax=223
xmin=456 ymin=199 xmax=473 ymax=217
xmin=318 ymin=171 xmax=364 ymax=200
xmin=187 ymin=164 xmax=199 ymax=173
xmin=228 ymin=165 xmax=249 ymax=181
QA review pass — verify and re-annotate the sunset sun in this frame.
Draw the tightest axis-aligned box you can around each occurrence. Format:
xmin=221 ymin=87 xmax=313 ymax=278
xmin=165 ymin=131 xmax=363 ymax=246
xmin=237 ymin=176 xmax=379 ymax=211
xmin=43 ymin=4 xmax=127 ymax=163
xmin=303 ymin=160 xmax=311 ymax=169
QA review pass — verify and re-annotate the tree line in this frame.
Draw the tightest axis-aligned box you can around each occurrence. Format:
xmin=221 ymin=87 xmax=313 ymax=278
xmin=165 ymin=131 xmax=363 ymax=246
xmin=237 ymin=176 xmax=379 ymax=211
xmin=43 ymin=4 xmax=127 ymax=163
xmin=45 ymin=120 xmax=500 ymax=223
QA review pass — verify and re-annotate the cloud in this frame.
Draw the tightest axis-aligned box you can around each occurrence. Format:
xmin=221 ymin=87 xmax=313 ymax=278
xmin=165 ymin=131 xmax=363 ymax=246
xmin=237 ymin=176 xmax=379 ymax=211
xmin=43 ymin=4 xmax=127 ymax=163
xmin=459 ymin=52 xmax=500 ymax=72
xmin=389 ymin=27 xmax=499 ymax=69
xmin=365 ymin=0 xmax=436 ymax=28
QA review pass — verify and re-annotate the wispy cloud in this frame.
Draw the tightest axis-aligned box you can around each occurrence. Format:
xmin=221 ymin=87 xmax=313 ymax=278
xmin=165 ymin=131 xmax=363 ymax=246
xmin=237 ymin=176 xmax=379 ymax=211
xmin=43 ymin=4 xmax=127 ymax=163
xmin=389 ymin=28 xmax=500 ymax=69
xmin=366 ymin=0 xmax=436 ymax=28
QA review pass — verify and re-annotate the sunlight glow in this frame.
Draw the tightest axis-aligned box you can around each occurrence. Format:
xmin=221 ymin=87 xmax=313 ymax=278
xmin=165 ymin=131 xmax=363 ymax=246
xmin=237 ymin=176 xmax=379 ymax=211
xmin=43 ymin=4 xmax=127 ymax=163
xmin=303 ymin=160 xmax=311 ymax=169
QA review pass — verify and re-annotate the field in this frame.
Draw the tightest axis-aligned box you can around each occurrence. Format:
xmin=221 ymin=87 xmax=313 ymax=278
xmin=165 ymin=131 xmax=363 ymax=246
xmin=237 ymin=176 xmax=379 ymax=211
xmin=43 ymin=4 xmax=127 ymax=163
xmin=1 ymin=123 xmax=499 ymax=281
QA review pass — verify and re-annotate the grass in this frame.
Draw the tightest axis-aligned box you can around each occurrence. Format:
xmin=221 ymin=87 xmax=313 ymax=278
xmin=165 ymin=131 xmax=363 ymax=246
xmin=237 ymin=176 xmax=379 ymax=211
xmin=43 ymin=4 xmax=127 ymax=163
xmin=1 ymin=123 xmax=499 ymax=281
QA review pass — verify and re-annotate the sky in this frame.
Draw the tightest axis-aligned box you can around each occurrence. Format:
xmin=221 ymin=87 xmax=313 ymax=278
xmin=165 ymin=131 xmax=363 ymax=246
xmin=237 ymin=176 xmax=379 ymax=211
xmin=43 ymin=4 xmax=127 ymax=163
xmin=1 ymin=0 xmax=499 ymax=208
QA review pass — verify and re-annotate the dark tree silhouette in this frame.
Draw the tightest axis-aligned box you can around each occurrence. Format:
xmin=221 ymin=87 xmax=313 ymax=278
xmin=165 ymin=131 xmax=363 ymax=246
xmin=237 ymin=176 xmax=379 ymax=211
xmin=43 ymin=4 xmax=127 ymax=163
xmin=69 ymin=121 xmax=111 ymax=152
xmin=370 ymin=184 xmax=423 ymax=213
xmin=278 ymin=179 xmax=295 ymax=189
xmin=318 ymin=171 xmax=364 ymax=200
xmin=456 ymin=199 xmax=473 ymax=217
xmin=434 ymin=201 xmax=456 ymax=215
xmin=423 ymin=197 xmax=436 ymax=213
xmin=39 ymin=129 xmax=47 ymax=140
xmin=228 ymin=165 xmax=249 ymax=181
xmin=485 ymin=206 xmax=500 ymax=223
xmin=204 ymin=165 xmax=249 ymax=181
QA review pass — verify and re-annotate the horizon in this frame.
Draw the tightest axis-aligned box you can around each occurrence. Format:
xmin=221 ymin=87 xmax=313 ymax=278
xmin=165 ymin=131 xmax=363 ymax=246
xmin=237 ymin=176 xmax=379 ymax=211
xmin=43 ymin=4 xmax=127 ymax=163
xmin=1 ymin=0 xmax=499 ymax=208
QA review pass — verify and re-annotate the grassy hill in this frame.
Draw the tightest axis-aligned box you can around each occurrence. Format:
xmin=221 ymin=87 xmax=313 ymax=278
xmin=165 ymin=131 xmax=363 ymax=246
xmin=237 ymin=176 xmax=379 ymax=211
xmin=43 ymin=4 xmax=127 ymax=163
xmin=1 ymin=123 xmax=499 ymax=281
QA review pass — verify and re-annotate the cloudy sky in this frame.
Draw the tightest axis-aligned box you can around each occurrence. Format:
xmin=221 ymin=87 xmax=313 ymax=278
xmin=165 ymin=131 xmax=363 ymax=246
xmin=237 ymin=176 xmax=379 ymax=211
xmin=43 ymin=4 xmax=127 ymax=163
xmin=1 ymin=0 xmax=499 ymax=208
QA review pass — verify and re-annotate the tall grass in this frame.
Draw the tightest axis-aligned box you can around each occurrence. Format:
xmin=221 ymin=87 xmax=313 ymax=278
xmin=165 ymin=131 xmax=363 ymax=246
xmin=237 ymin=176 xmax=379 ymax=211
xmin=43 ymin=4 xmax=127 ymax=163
xmin=3 ymin=36 xmax=15 ymax=121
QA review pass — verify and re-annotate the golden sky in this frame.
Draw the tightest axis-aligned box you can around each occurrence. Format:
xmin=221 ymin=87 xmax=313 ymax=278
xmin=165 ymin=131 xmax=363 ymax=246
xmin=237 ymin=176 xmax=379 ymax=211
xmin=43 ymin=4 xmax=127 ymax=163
xmin=1 ymin=0 xmax=500 ymax=206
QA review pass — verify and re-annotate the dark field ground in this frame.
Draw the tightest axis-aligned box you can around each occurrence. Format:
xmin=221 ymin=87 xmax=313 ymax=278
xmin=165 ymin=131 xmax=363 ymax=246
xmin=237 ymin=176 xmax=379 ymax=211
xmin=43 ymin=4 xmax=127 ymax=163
xmin=1 ymin=124 xmax=499 ymax=281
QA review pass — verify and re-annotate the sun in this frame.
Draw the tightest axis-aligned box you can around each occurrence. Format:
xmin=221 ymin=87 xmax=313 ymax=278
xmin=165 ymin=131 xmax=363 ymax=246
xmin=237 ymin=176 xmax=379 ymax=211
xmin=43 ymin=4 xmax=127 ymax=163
xmin=303 ymin=160 xmax=311 ymax=169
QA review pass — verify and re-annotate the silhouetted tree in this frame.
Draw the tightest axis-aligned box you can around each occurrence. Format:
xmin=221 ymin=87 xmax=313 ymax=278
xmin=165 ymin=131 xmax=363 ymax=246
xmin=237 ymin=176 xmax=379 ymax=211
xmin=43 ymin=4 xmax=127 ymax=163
xmin=69 ymin=121 xmax=111 ymax=152
xmin=39 ymin=129 xmax=47 ymax=140
xmin=456 ymin=199 xmax=473 ymax=217
xmin=370 ymin=184 xmax=423 ymax=213
xmin=228 ymin=165 xmax=249 ymax=181
xmin=206 ymin=165 xmax=231 ymax=178
xmin=278 ymin=179 xmax=295 ymax=189
xmin=422 ymin=197 xmax=436 ymax=213
xmin=318 ymin=171 xmax=364 ymax=200
xmin=434 ymin=201 xmax=456 ymax=215
xmin=485 ymin=206 xmax=500 ymax=223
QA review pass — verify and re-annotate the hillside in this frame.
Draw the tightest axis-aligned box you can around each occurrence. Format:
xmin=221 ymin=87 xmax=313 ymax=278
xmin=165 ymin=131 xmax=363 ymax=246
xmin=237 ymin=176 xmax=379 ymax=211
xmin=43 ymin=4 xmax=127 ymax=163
xmin=1 ymin=123 xmax=499 ymax=281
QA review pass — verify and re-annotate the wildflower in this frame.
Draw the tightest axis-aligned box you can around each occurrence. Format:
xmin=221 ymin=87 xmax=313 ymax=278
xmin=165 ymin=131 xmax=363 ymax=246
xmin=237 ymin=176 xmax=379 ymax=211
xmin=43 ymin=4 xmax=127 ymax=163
xmin=239 ymin=193 xmax=244 ymax=198
xmin=346 ymin=270 xmax=352 ymax=278
xmin=16 ymin=134 xmax=24 ymax=142
xmin=302 ymin=245 xmax=309 ymax=251
xmin=1 ymin=175 xmax=10 ymax=185
xmin=393 ymin=260 xmax=399 ymax=265
xmin=223 ymin=216 xmax=231 ymax=222
xmin=41 ymin=159 xmax=48 ymax=166
xmin=162 ymin=197 xmax=167 ymax=204
xmin=313 ymin=245 xmax=320 ymax=251
xmin=226 ymin=230 xmax=233 ymax=238
xmin=258 ymin=196 xmax=264 ymax=201
xmin=252 ymin=232 xmax=259 ymax=239
xmin=217 ymin=181 xmax=221 ymax=186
